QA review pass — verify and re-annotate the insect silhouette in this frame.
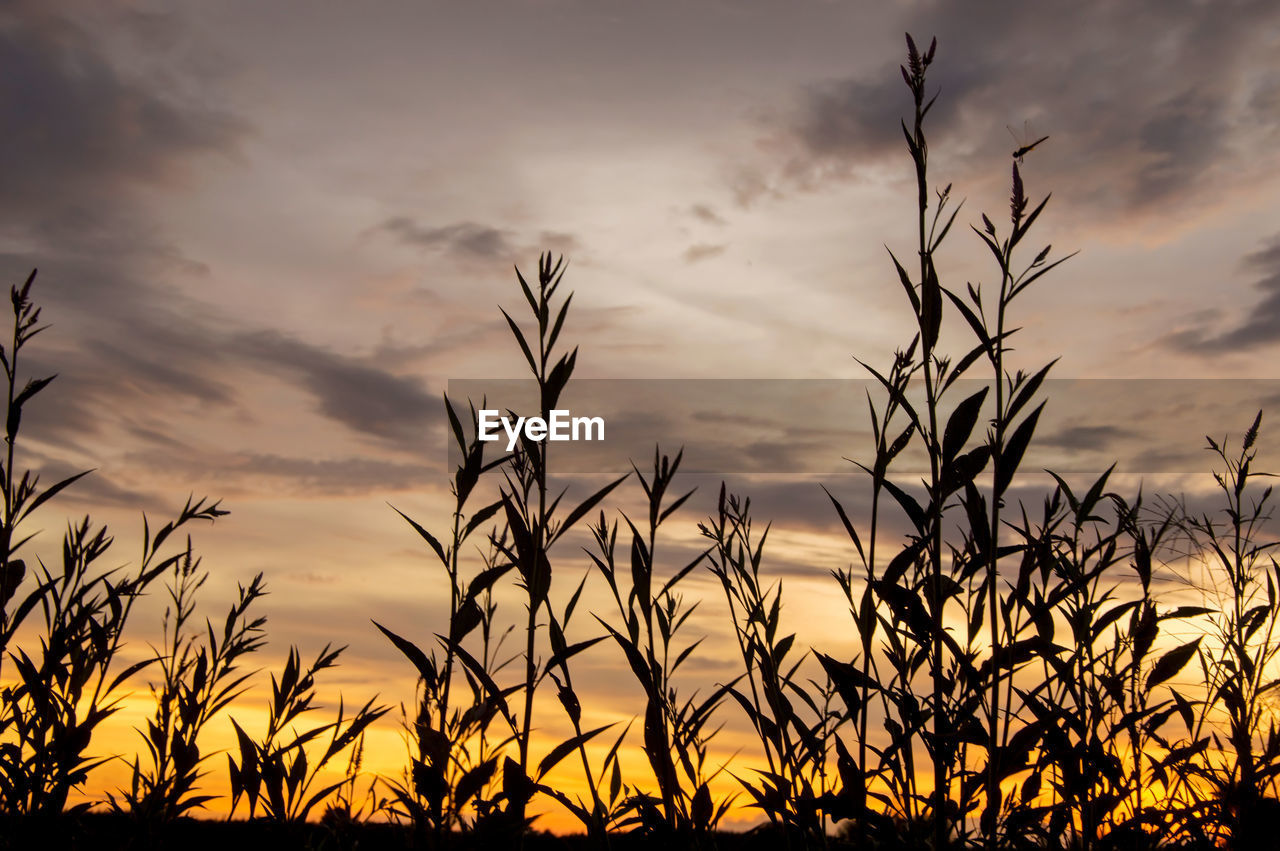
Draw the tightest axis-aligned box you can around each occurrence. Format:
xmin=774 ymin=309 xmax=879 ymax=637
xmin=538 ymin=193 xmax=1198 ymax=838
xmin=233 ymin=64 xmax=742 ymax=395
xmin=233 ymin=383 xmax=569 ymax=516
xmin=1008 ymin=121 xmax=1049 ymax=163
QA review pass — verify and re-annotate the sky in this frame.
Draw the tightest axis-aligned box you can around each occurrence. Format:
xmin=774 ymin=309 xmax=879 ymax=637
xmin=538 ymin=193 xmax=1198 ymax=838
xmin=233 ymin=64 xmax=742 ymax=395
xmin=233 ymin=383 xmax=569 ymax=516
xmin=2 ymin=0 xmax=1280 ymax=830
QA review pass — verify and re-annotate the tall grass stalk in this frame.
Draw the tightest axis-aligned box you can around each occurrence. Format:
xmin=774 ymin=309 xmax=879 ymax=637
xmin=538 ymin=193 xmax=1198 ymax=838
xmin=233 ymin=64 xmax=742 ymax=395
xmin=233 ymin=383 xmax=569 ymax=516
xmin=588 ymin=447 xmax=735 ymax=842
xmin=375 ymin=395 xmax=514 ymax=841
xmin=0 ymin=273 xmax=230 ymax=817
xmin=1163 ymin=415 xmax=1280 ymax=848
xmin=492 ymin=254 xmax=625 ymax=845
xmin=702 ymin=486 xmax=836 ymax=849
xmin=114 ymin=558 xmax=267 ymax=823
xmin=227 ymin=644 xmax=388 ymax=822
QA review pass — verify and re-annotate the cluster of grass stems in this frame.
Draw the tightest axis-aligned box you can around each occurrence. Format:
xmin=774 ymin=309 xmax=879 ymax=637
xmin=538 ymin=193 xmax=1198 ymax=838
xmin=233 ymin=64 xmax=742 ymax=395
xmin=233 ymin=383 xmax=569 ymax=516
xmin=1 ymin=34 xmax=1278 ymax=851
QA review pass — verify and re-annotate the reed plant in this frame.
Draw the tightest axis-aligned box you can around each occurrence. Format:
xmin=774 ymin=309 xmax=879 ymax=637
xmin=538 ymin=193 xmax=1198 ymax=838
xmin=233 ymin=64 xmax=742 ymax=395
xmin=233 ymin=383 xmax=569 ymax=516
xmin=1159 ymin=415 xmax=1280 ymax=849
xmin=701 ymin=486 xmax=837 ymax=849
xmin=589 ymin=448 xmax=737 ymax=844
xmin=374 ymin=396 xmax=516 ymax=842
xmin=489 ymin=254 xmax=628 ymax=845
xmin=816 ymin=33 xmax=1208 ymax=851
xmin=0 ymin=273 xmax=231 ymax=818
xmin=226 ymin=644 xmax=388 ymax=822
xmin=113 ymin=557 xmax=267 ymax=823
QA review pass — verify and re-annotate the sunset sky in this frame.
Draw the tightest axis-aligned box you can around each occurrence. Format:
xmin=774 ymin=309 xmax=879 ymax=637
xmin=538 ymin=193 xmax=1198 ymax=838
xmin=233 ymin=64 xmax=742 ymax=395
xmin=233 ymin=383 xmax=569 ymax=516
xmin=2 ymin=0 xmax=1280 ymax=830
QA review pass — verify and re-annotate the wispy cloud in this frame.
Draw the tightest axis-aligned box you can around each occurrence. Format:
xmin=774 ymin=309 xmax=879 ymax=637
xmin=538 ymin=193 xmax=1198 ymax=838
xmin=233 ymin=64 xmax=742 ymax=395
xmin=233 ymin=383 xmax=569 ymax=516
xmin=1163 ymin=234 xmax=1280 ymax=352
xmin=0 ymin=6 xmax=243 ymax=237
xmin=683 ymin=243 xmax=727 ymax=264
xmin=755 ymin=0 xmax=1280 ymax=219
xmin=376 ymin=217 xmax=580 ymax=265
xmin=689 ymin=204 xmax=727 ymax=226
xmin=131 ymin=447 xmax=437 ymax=497
xmin=377 ymin=218 xmax=518 ymax=261
xmin=235 ymin=330 xmax=441 ymax=448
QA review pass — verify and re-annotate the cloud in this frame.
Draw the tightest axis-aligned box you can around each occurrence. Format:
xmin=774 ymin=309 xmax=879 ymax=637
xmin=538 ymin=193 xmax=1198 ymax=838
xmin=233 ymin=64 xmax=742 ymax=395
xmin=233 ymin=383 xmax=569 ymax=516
xmin=683 ymin=243 xmax=727 ymax=264
xmin=0 ymin=5 xmax=248 ymax=461
xmin=15 ymin=444 xmax=167 ymax=512
xmin=83 ymin=336 xmax=235 ymax=407
xmin=1134 ymin=89 xmax=1227 ymax=202
xmin=0 ymin=0 xmax=447 ymax=468
xmin=538 ymin=230 xmax=581 ymax=256
xmin=3 ymin=270 xmax=442 ymax=479
xmin=689 ymin=204 xmax=727 ymax=226
xmin=235 ymin=330 xmax=441 ymax=447
xmin=792 ymin=52 xmax=979 ymax=165
xmin=0 ymin=6 xmax=243 ymax=238
xmin=378 ymin=218 xmax=517 ymax=261
xmin=133 ymin=448 xmax=437 ymax=497
xmin=1163 ymin=234 xmax=1280 ymax=352
xmin=377 ymin=217 xmax=581 ymax=265
xmin=1 ymin=261 xmax=240 ymax=458
xmin=758 ymin=0 xmax=1280 ymax=216
xmin=1037 ymin=424 xmax=1131 ymax=453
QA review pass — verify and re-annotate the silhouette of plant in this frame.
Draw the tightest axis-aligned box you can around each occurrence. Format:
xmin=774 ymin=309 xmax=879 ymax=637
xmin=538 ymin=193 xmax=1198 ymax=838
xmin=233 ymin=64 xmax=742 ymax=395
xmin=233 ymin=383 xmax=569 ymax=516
xmin=1159 ymin=414 xmax=1280 ymax=849
xmin=374 ymin=396 xmax=516 ymax=842
xmin=489 ymin=253 xmax=627 ymax=846
xmin=814 ymin=34 xmax=1201 ymax=851
xmin=1002 ymin=478 xmax=1190 ymax=851
xmin=112 ymin=558 xmax=267 ymax=823
xmin=820 ymin=34 xmax=1030 ymax=848
xmin=377 ymin=255 xmax=627 ymax=847
xmin=0 ymin=272 xmax=230 ymax=817
xmin=701 ymin=486 xmax=837 ymax=849
xmin=589 ymin=447 xmax=737 ymax=843
xmin=226 ymin=644 xmax=388 ymax=822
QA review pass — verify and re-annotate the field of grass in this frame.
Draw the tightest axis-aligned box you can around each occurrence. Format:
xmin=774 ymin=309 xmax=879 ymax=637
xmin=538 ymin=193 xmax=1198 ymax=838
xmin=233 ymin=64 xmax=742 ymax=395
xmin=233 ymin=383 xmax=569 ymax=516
xmin=1 ymin=34 xmax=1277 ymax=851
